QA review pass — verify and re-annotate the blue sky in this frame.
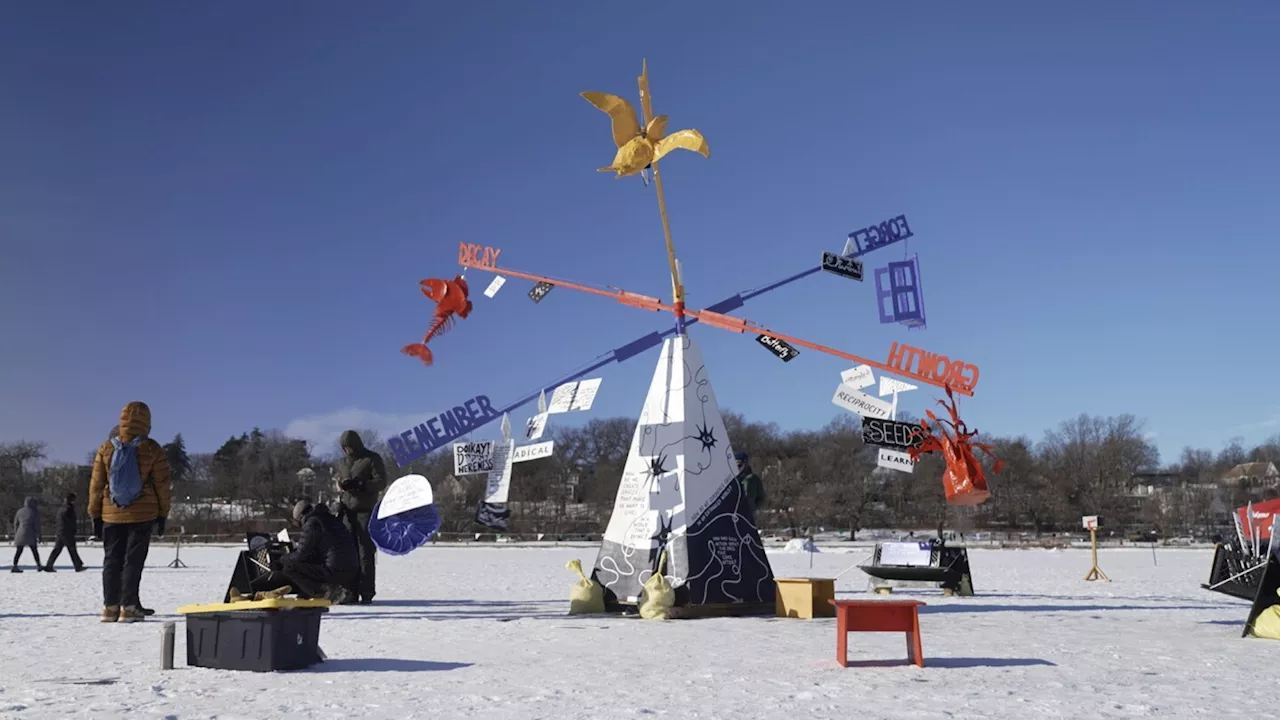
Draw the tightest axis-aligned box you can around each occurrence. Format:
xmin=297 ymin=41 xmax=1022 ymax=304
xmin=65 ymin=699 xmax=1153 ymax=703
xmin=2 ymin=2 xmax=1278 ymax=465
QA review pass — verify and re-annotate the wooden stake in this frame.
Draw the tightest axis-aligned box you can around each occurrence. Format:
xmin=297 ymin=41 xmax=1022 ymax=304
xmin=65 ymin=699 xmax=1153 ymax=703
xmin=1084 ymin=527 xmax=1110 ymax=582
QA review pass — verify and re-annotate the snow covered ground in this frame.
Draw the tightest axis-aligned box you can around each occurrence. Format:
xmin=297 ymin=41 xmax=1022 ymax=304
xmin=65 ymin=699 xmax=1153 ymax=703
xmin=0 ymin=543 xmax=1272 ymax=720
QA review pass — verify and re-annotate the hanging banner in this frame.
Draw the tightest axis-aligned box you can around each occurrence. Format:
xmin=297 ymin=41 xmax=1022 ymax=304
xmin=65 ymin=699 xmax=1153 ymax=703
xmin=475 ymin=502 xmax=510 ymax=531
xmin=512 ymin=441 xmax=554 ymax=464
xmin=756 ymin=334 xmax=800 ymax=361
xmin=529 ymin=281 xmax=554 ymax=303
xmin=832 ymin=384 xmax=894 ymax=420
xmin=876 ymin=448 xmax=916 ymax=474
xmin=821 ymin=251 xmax=864 ymax=281
xmin=484 ymin=441 xmax=515 ymax=503
xmin=846 ymin=214 xmax=913 ymax=256
xmin=453 ymin=440 xmax=496 ymax=475
xmin=377 ymin=474 xmax=436 ymax=520
xmin=878 ymin=377 xmax=919 ymax=397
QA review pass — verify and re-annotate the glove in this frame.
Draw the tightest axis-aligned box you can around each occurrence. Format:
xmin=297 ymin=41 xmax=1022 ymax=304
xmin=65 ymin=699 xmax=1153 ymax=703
xmin=92 ymin=518 xmax=104 ymax=541
xmin=155 ymin=517 xmax=166 ymax=537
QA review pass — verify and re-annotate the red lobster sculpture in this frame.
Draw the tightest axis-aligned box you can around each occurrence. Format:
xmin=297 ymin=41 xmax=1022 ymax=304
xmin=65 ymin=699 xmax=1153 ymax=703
xmin=908 ymin=386 xmax=1004 ymax=505
xmin=401 ymin=275 xmax=473 ymax=366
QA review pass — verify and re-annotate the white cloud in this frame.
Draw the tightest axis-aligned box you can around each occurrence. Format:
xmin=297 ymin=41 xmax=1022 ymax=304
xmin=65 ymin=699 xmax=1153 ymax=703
xmin=1228 ymin=412 xmax=1280 ymax=434
xmin=284 ymin=407 xmax=437 ymax=456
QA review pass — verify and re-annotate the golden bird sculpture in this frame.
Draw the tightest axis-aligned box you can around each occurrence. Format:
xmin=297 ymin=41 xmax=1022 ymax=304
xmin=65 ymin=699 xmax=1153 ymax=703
xmin=581 ymin=87 xmax=709 ymax=178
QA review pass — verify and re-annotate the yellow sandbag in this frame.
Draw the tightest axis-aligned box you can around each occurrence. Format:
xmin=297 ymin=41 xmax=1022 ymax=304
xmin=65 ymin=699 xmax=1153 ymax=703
xmin=639 ymin=549 xmax=674 ymax=621
xmin=566 ymin=559 xmax=606 ymax=615
xmin=1253 ymin=590 xmax=1280 ymax=639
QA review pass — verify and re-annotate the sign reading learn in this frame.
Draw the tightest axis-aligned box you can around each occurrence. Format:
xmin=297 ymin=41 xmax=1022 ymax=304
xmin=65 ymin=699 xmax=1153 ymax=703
xmin=389 ymin=394 xmax=503 ymax=467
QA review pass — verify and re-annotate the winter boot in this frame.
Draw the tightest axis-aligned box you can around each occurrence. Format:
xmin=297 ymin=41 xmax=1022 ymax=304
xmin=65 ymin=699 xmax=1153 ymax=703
xmin=74 ymin=565 xmax=86 ymax=572
xmin=118 ymin=606 xmax=145 ymax=623
xmin=322 ymin=584 xmax=351 ymax=605
xmin=140 ymin=606 xmax=155 ymax=617
xmin=229 ymin=588 xmax=250 ymax=602
xmin=252 ymin=585 xmax=292 ymax=601
xmin=101 ymin=605 xmax=120 ymax=623
xmin=43 ymin=566 xmax=56 ymax=572
xmin=10 ymin=566 xmax=21 ymax=573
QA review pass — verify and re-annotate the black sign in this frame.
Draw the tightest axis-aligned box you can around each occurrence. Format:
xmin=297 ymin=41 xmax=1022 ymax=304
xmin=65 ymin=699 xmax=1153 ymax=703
xmin=861 ymin=416 xmax=924 ymax=451
xmin=528 ymin=281 xmax=554 ymax=304
xmin=821 ymin=251 xmax=864 ymax=281
xmin=755 ymin=334 xmax=799 ymax=362
xmin=847 ymin=214 xmax=913 ymax=256
xmin=474 ymin=502 xmax=510 ymax=531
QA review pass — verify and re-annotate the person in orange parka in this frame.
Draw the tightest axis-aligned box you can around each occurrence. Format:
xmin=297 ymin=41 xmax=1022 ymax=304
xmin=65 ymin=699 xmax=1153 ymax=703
xmin=89 ymin=401 xmax=172 ymax=623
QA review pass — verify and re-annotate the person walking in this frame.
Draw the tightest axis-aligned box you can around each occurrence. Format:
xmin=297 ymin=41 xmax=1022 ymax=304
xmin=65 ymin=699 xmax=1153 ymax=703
xmin=11 ymin=497 xmax=46 ymax=573
xmin=44 ymin=492 xmax=86 ymax=572
xmin=334 ymin=430 xmax=387 ymax=604
xmin=89 ymin=401 xmax=171 ymax=623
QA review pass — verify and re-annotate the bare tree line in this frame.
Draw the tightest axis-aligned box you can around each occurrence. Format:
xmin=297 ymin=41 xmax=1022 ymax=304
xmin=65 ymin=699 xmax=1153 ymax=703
xmin=4 ymin=410 xmax=1277 ymax=539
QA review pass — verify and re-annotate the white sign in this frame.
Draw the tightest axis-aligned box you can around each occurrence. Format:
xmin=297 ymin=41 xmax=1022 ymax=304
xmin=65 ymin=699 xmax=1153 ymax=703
xmin=879 ymin=542 xmax=933 ymax=567
xmin=832 ymin=384 xmax=894 ymax=420
xmin=876 ymin=448 xmax=915 ymax=473
xmin=378 ymin=474 xmax=436 ymax=519
xmin=512 ymin=441 xmax=554 ymax=464
xmin=484 ymin=442 xmax=514 ymax=503
xmin=525 ymin=412 xmax=548 ymax=441
xmin=1082 ymin=515 xmax=1099 ymax=530
xmin=878 ymin=376 xmax=919 ymax=397
xmin=453 ymin=440 xmax=495 ymax=475
xmin=483 ymin=276 xmax=506 ymax=298
xmin=841 ymin=364 xmax=876 ymax=390
xmin=547 ymin=378 xmax=602 ymax=414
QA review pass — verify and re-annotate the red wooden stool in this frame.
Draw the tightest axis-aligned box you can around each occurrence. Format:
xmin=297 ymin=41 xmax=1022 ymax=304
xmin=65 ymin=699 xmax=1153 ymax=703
xmin=829 ymin=599 xmax=926 ymax=668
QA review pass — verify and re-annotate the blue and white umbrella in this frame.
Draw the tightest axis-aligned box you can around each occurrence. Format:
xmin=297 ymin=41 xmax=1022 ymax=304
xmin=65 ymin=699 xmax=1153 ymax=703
xmin=369 ymin=474 xmax=442 ymax=556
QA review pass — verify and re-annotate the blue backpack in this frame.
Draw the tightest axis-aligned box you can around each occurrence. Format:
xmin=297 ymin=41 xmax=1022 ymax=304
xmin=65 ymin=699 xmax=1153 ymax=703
xmin=108 ymin=437 xmax=147 ymax=508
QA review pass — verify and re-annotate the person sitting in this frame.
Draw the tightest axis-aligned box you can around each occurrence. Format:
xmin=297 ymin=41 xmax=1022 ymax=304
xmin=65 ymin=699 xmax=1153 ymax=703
xmin=250 ymin=499 xmax=359 ymax=603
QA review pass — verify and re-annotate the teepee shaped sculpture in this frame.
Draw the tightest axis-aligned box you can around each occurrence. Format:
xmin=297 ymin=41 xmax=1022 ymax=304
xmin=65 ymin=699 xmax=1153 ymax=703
xmin=592 ymin=334 xmax=775 ymax=614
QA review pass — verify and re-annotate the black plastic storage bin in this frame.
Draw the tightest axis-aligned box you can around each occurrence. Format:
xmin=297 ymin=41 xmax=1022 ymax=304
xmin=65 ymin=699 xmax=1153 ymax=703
xmin=186 ymin=607 xmax=327 ymax=671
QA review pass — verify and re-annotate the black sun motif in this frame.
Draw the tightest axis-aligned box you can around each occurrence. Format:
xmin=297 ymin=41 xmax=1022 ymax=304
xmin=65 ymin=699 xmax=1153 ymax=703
xmin=695 ymin=422 xmax=717 ymax=451
xmin=643 ymin=451 xmax=669 ymax=490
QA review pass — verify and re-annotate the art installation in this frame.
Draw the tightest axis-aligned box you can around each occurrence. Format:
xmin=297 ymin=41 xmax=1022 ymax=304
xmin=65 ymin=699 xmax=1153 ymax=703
xmin=906 ymin=387 xmax=1004 ymax=505
xmin=400 ymin=275 xmax=474 ymax=366
xmin=875 ymin=254 xmax=927 ymax=330
xmin=391 ymin=61 xmax=1001 ymax=567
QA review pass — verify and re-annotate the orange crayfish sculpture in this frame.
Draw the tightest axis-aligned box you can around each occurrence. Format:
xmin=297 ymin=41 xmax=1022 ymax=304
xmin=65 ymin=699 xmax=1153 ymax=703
xmin=400 ymin=275 xmax=473 ymax=367
xmin=908 ymin=386 xmax=1004 ymax=506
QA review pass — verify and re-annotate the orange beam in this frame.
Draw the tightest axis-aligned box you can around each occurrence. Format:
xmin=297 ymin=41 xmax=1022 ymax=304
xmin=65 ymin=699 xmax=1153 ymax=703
xmin=457 ymin=241 xmax=979 ymax=395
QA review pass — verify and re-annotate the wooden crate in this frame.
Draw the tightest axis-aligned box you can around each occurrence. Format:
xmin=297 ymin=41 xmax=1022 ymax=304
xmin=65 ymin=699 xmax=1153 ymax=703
xmin=774 ymin=577 xmax=836 ymax=619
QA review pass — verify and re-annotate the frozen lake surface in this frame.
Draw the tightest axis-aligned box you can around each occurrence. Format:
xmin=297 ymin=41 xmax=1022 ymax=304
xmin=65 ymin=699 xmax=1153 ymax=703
xmin=0 ymin=543 xmax=1269 ymax=719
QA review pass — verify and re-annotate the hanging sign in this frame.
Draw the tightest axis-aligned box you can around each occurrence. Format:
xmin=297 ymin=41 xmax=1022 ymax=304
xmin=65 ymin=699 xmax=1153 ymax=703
xmin=861 ymin=416 xmax=925 ymax=451
xmin=874 ymin=254 xmax=927 ymax=329
xmin=821 ymin=251 xmax=864 ymax=281
xmin=841 ymin=364 xmax=876 ymax=390
xmin=547 ymin=378 xmax=601 ymax=413
xmin=529 ymin=281 xmax=554 ymax=303
xmin=512 ymin=441 xmax=554 ymax=464
xmin=376 ymin=474 xmax=436 ymax=520
xmin=756 ymin=334 xmax=800 ymax=362
xmin=484 ymin=441 xmax=515 ymax=503
xmin=878 ymin=377 xmax=919 ymax=397
xmin=453 ymin=440 xmax=496 ymax=475
xmin=876 ymin=448 xmax=916 ymax=474
xmin=832 ymin=384 xmax=894 ymax=420
xmin=390 ymin=394 xmax=504 ymax=467
xmin=525 ymin=412 xmax=548 ymax=441
xmin=458 ymin=242 xmax=502 ymax=270
xmin=483 ymin=276 xmax=507 ymax=298
xmin=846 ymin=214 xmax=913 ymax=256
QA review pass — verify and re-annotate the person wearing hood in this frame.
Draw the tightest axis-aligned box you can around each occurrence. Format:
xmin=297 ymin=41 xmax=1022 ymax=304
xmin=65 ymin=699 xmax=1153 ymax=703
xmin=334 ymin=430 xmax=387 ymax=604
xmin=11 ymin=497 xmax=46 ymax=573
xmin=734 ymin=451 xmax=767 ymax=517
xmin=250 ymin=499 xmax=358 ymax=602
xmin=89 ymin=402 xmax=172 ymax=623
xmin=44 ymin=492 xmax=86 ymax=572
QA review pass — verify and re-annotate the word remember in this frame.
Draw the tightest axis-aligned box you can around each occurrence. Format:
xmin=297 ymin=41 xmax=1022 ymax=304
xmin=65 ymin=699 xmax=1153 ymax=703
xmin=390 ymin=394 xmax=503 ymax=467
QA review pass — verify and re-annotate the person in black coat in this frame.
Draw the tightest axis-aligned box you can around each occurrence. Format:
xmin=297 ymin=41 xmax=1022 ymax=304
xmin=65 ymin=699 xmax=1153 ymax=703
xmin=251 ymin=499 xmax=359 ymax=602
xmin=44 ymin=492 xmax=86 ymax=572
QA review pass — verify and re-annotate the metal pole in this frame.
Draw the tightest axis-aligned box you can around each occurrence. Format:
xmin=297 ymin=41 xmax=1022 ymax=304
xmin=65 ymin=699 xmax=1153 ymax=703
xmin=161 ymin=621 xmax=175 ymax=670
